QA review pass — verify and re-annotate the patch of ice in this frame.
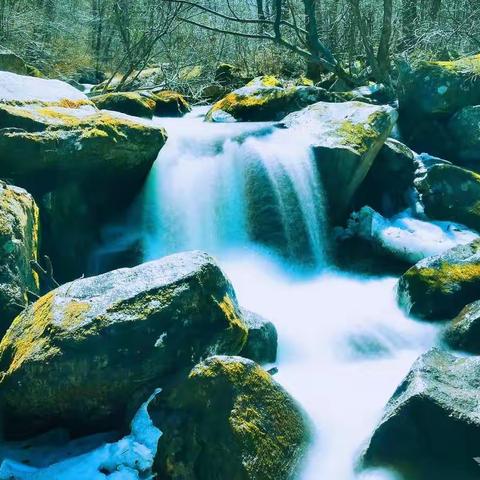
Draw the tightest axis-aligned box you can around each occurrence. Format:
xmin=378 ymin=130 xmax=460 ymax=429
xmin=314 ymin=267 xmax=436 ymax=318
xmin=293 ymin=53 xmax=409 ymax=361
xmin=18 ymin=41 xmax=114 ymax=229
xmin=0 ymin=389 xmax=162 ymax=480
xmin=342 ymin=206 xmax=479 ymax=264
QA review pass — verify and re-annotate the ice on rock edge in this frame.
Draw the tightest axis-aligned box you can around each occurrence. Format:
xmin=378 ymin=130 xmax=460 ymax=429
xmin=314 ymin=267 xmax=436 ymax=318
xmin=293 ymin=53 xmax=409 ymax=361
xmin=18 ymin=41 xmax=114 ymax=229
xmin=341 ymin=206 xmax=479 ymax=264
xmin=0 ymin=389 xmax=162 ymax=480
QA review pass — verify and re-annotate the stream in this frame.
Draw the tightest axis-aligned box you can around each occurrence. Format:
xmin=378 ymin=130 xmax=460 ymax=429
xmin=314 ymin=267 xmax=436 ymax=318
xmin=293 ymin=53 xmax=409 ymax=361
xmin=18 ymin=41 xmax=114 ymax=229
xmin=117 ymin=107 xmax=440 ymax=480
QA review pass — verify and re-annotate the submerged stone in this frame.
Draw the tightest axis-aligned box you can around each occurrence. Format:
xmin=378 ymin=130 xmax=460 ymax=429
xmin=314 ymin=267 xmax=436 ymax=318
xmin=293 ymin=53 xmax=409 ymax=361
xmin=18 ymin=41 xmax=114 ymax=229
xmin=154 ymin=355 xmax=309 ymax=480
xmin=0 ymin=251 xmax=247 ymax=438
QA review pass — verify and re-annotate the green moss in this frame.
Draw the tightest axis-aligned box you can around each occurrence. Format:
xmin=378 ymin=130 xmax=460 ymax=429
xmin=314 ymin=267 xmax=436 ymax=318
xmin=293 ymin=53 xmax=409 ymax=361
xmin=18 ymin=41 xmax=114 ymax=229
xmin=91 ymin=92 xmax=155 ymax=118
xmin=0 ymin=291 xmax=56 ymax=374
xmin=153 ymin=90 xmax=191 ymax=116
xmin=430 ymin=54 xmax=480 ymax=76
xmin=59 ymin=300 xmax=92 ymax=329
xmin=247 ymin=75 xmax=282 ymax=88
xmin=407 ymin=262 xmax=480 ymax=294
xmin=186 ymin=357 xmax=308 ymax=479
xmin=339 ymin=121 xmax=377 ymax=154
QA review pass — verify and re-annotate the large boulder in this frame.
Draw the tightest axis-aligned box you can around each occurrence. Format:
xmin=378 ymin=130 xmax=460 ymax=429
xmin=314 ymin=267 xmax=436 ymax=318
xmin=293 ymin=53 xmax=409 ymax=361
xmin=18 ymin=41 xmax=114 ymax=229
xmin=448 ymin=105 xmax=480 ymax=169
xmin=0 ymin=71 xmax=167 ymax=280
xmin=152 ymin=90 xmax=191 ymax=117
xmin=353 ymin=138 xmax=416 ymax=216
xmin=363 ymin=349 xmax=480 ymax=479
xmin=282 ymin=101 xmax=397 ymax=221
xmin=415 ymin=163 xmax=480 ymax=232
xmin=397 ymin=55 xmax=480 ymax=158
xmin=206 ymin=76 xmax=334 ymax=122
xmin=0 ymin=48 xmax=41 ymax=77
xmin=91 ymin=91 xmax=156 ymax=118
xmin=0 ymin=183 xmax=40 ymax=334
xmin=0 ymin=251 xmax=247 ymax=439
xmin=396 ymin=239 xmax=480 ymax=320
xmin=154 ymin=356 xmax=309 ymax=480
xmin=444 ymin=300 xmax=480 ymax=353
xmin=398 ymin=55 xmax=480 ymax=118
xmin=239 ymin=309 xmax=278 ymax=364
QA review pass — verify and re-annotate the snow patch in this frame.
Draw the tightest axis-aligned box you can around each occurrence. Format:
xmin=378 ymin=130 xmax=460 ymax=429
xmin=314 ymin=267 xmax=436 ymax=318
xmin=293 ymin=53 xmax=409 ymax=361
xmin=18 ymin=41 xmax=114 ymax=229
xmin=0 ymin=389 xmax=162 ymax=480
xmin=0 ymin=71 xmax=88 ymax=103
xmin=341 ymin=206 xmax=479 ymax=264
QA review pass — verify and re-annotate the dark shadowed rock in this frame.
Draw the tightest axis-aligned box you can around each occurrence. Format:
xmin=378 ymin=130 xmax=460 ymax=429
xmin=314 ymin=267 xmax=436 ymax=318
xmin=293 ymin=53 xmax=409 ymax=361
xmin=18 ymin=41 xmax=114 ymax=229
xmin=397 ymin=240 xmax=480 ymax=320
xmin=152 ymin=90 xmax=191 ymax=117
xmin=153 ymin=355 xmax=309 ymax=480
xmin=240 ymin=309 xmax=278 ymax=364
xmin=0 ymin=183 xmax=40 ymax=334
xmin=415 ymin=163 xmax=480 ymax=232
xmin=445 ymin=300 xmax=480 ymax=353
xmin=398 ymin=55 xmax=480 ymax=118
xmin=448 ymin=105 xmax=480 ymax=170
xmin=363 ymin=349 xmax=480 ymax=480
xmin=353 ymin=138 xmax=416 ymax=216
xmin=0 ymin=251 xmax=247 ymax=439
xmin=91 ymin=91 xmax=156 ymax=118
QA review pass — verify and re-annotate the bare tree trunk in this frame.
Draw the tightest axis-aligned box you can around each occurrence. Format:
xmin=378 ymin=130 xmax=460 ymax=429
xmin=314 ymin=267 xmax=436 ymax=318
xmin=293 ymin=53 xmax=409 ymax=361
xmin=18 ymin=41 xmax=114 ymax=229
xmin=401 ymin=0 xmax=417 ymax=49
xmin=377 ymin=0 xmax=393 ymax=79
xmin=256 ymin=0 xmax=266 ymax=34
xmin=430 ymin=0 xmax=441 ymax=21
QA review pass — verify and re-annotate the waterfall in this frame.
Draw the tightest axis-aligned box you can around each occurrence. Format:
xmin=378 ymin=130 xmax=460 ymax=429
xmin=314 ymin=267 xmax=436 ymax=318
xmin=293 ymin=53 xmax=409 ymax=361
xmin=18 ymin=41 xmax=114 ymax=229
xmin=141 ymin=107 xmax=328 ymax=267
xmin=90 ymin=107 xmax=440 ymax=480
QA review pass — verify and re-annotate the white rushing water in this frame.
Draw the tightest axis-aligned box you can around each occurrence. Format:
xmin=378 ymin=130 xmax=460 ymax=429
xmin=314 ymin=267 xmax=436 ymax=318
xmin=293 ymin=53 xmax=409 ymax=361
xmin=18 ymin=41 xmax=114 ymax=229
xmin=134 ymin=108 xmax=440 ymax=480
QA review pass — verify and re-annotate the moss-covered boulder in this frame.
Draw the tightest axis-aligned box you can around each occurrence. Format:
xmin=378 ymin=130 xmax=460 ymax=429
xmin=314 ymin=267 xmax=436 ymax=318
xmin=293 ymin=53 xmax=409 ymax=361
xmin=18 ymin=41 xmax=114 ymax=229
xmin=444 ymin=300 xmax=480 ymax=353
xmin=397 ymin=55 xmax=480 ymax=158
xmin=240 ymin=309 xmax=278 ymax=364
xmin=0 ymin=183 xmax=40 ymax=334
xmin=363 ymin=349 xmax=480 ymax=479
xmin=353 ymin=138 xmax=415 ymax=215
xmin=0 ymin=48 xmax=42 ymax=77
xmin=154 ymin=355 xmax=309 ymax=480
xmin=206 ymin=76 xmax=334 ymax=122
xmin=448 ymin=105 xmax=480 ymax=169
xmin=396 ymin=239 xmax=480 ymax=320
xmin=415 ymin=163 xmax=480 ymax=232
xmin=398 ymin=55 xmax=480 ymax=118
xmin=282 ymin=101 xmax=397 ymax=221
xmin=0 ymin=71 xmax=167 ymax=280
xmin=91 ymin=91 xmax=156 ymax=118
xmin=0 ymin=251 xmax=247 ymax=439
xmin=152 ymin=90 xmax=191 ymax=117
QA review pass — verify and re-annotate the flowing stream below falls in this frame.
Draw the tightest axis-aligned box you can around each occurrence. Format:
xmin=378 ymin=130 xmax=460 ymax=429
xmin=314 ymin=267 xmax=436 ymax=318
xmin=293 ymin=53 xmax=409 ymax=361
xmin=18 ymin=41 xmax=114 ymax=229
xmin=95 ymin=107 xmax=441 ymax=480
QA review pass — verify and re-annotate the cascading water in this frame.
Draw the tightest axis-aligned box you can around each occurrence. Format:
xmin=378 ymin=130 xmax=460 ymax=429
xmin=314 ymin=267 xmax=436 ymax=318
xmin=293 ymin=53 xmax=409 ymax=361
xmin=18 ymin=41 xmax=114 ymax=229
xmin=141 ymin=107 xmax=327 ymax=267
xmin=97 ymin=107 xmax=440 ymax=480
